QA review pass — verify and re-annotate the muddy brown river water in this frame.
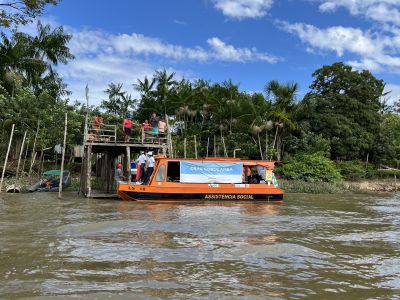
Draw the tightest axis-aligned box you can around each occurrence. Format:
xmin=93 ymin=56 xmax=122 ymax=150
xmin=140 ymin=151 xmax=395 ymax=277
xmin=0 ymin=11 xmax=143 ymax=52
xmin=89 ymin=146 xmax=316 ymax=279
xmin=0 ymin=192 xmax=399 ymax=299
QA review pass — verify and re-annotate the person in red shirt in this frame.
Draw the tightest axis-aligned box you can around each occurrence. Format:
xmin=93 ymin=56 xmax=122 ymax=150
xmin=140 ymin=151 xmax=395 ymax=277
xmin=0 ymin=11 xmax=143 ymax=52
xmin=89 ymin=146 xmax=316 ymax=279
xmin=141 ymin=119 xmax=151 ymax=141
xmin=142 ymin=119 xmax=151 ymax=130
xmin=123 ymin=115 xmax=132 ymax=142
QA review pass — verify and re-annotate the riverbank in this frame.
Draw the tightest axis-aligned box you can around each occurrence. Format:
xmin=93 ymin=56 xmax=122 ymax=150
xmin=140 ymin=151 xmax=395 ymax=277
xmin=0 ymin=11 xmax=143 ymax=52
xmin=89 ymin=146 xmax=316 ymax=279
xmin=280 ymin=179 xmax=399 ymax=194
xmin=2 ymin=175 xmax=398 ymax=195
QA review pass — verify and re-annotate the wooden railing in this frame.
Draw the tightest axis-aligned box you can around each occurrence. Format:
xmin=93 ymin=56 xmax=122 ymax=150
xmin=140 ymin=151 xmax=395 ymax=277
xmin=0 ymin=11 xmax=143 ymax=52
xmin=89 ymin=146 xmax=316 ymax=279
xmin=84 ymin=123 xmax=169 ymax=145
xmin=141 ymin=127 xmax=168 ymax=144
xmin=86 ymin=124 xmax=117 ymax=142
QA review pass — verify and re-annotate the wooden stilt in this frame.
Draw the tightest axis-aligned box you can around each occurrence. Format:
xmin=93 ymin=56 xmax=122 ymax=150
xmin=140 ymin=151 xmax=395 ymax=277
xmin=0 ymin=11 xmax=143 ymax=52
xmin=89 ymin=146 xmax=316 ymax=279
xmin=206 ymin=137 xmax=209 ymax=158
xmin=222 ymin=136 xmax=227 ymax=158
xmin=16 ymin=130 xmax=27 ymax=180
xmin=0 ymin=124 xmax=15 ymax=192
xmin=184 ymin=137 xmax=187 ymax=158
xmin=22 ymin=136 xmax=30 ymax=176
xmin=194 ymin=135 xmax=198 ymax=159
xmin=59 ymin=113 xmax=67 ymax=199
xmin=29 ymin=152 xmax=37 ymax=177
xmin=78 ymin=151 xmax=85 ymax=196
xmin=213 ymin=135 xmax=216 ymax=157
xmin=29 ymin=120 xmax=40 ymax=176
xmin=106 ymin=153 xmax=110 ymax=193
xmin=86 ymin=144 xmax=92 ymax=197
xmin=126 ymin=146 xmax=131 ymax=183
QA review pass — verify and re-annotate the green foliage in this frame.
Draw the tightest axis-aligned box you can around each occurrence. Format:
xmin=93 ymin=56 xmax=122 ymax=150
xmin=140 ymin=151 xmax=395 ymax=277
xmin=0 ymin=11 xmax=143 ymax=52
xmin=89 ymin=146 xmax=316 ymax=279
xmin=278 ymin=152 xmax=342 ymax=182
xmin=336 ymin=160 xmax=366 ymax=181
xmin=297 ymin=62 xmax=384 ymax=162
xmin=0 ymin=0 xmax=58 ymax=28
xmin=279 ymin=179 xmax=361 ymax=194
xmin=285 ymin=132 xmax=331 ymax=157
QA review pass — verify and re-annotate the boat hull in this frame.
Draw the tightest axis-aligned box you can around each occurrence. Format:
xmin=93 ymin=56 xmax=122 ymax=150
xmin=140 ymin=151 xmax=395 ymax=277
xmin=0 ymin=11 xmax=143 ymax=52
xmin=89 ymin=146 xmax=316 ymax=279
xmin=118 ymin=183 xmax=283 ymax=202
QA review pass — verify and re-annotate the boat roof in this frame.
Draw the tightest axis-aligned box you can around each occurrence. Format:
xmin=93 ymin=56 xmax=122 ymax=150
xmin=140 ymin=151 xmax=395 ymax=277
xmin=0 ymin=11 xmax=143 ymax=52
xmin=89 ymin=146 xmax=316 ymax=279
xmin=155 ymin=156 xmax=275 ymax=169
xmin=43 ymin=170 xmax=70 ymax=176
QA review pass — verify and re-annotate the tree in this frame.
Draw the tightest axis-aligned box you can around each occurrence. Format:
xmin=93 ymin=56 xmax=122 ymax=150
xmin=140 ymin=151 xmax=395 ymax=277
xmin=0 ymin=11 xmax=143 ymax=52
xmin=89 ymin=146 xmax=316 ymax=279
xmin=0 ymin=22 xmax=73 ymax=97
xmin=154 ymin=69 xmax=177 ymax=117
xmin=298 ymin=62 xmax=384 ymax=161
xmin=0 ymin=0 xmax=58 ymax=28
xmin=101 ymin=83 xmax=135 ymax=119
xmin=265 ymin=80 xmax=298 ymax=161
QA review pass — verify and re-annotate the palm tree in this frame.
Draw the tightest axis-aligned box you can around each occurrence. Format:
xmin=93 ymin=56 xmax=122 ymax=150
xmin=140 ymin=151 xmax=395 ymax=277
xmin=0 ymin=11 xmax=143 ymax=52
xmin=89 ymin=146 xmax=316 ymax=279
xmin=265 ymin=80 xmax=299 ymax=160
xmin=102 ymin=83 xmax=134 ymax=117
xmin=133 ymin=76 xmax=155 ymax=98
xmin=265 ymin=80 xmax=298 ymax=112
xmin=33 ymin=21 xmax=74 ymax=66
xmin=154 ymin=69 xmax=177 ymax=117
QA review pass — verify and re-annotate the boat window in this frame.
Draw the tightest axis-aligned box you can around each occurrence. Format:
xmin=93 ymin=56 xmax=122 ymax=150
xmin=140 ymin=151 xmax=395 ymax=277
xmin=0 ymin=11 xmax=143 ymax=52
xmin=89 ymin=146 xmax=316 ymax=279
xmin=155 ymin=165 xmax=166 ymax=182
xmin=167 ymin=161 xmax=180 ymax=182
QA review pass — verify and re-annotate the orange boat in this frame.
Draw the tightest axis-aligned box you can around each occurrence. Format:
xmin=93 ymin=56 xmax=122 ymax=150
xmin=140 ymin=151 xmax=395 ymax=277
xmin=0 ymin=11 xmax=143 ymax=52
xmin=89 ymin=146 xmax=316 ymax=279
xmin=118 ymin=156 xmax=284 ymax=202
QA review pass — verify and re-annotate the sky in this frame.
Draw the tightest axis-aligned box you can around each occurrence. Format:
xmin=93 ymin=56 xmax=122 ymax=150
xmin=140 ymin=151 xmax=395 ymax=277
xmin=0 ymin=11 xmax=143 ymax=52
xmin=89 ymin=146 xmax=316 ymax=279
xmin=35 ymin=0 xmax=400 ymax=105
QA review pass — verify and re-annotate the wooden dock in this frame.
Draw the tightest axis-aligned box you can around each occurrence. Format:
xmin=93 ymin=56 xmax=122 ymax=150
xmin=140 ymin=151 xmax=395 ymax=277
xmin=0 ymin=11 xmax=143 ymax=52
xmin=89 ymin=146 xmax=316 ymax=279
xmin=79 ymin=124 xmax=169 ymax=198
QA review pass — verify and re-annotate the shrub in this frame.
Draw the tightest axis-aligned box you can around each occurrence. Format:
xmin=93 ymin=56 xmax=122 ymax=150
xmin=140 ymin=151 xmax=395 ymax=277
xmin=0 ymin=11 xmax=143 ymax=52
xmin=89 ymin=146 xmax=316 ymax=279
xmin=336 ymin=160 xmax=366 ymax=181
xmin=279 ymin=152 xmax=342 ymax=182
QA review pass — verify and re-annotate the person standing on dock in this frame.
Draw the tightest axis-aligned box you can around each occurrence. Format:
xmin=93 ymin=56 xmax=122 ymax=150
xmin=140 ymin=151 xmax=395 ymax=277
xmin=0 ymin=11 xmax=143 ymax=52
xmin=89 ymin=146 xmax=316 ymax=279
xmin=141 ymin=119 xmax=151 ymax=141
xmin=158 ymin=118 xmax=167 ymax=143
xmin=150 ymin=113 xmax=159 ymax=136
xmin=123 ymin=114 xmax=132 ymax=142
xmin=144 ymin=152 xmax=155 ymax=184
xmin=137 ymin=151 xmax=147 ymax=183
xmin=91 ymin=114 xmax=103 ymax=140
xmin=115 ymin=163 xmax=124 ymax=184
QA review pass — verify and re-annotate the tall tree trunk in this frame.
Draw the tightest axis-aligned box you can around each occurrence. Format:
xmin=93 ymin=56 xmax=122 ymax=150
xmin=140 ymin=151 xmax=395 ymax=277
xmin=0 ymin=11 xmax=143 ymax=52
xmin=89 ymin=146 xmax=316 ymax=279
xmin=258 ymin=132 xmax=263 ymax=160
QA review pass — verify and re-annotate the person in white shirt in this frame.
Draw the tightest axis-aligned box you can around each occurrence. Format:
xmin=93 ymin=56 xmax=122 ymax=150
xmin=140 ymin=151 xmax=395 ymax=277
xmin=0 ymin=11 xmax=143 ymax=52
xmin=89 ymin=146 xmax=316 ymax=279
xmin=144 ymin=152 xmax=155 ymax=184
xmin=137 ymin=151 xmax=147 ymax=182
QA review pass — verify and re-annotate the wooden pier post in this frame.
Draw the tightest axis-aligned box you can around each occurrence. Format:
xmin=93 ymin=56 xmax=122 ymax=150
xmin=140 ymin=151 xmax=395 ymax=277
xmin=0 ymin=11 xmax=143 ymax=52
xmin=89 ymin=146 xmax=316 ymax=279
xmin=86 ymin=144 xmax=92 ymax=197
xmin=194 ymin=135 xmax=198 ymax=159
xmin=106 ymin=153 xmax=111 ymax=193
xmin=0 ymin=124 xmax=15 ymax=192
xmin=29 ymin=152 xmax=37 ymax=177
xmin=16 ymin=130 xmax=27 ymax=180
xmin=213 ymin=135 xmax=216 ymax=157
xmin=29 ymin=120 xmax=40 ymax=176
xmin=59 ymin=113 xmax=67 ymax=199
xmin=206 ymin=137 xmax=209 ymax=158
xmin=184 ymin=137 xmax=187 ymax=158
xmin=222 ymin=136 xmax=227 ymax=158
xmin=21 ymin=136 xmax=30 ymax=176
xmin=126 ymin=146 xmax=131 ymax=183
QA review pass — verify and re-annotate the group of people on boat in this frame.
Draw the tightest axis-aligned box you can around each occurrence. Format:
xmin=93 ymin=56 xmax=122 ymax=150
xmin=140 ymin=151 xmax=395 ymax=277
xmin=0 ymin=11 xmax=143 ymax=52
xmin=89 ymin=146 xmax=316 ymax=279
xmin=88 ymin=112 xmax=167 ymax=143
xmin=115 ymin=151 xmax=155 ymax=185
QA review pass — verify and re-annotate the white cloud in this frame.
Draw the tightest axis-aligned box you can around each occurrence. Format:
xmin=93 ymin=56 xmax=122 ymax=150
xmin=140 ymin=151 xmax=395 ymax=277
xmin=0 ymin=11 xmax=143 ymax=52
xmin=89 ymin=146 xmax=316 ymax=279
xmin=58 ymin=56 xmax=156 ymax=105
xmin=213 ymin=0 xmax=273 ymax=19
xmin=384 ymin=83 xmax=400 ymax=104
xmin=278 ymin=20 xmax=400 ymax=73
xmin=173 ymin=19 xmax=186 ymax=25
xmin=54 ymin=26 xmax=278 ymax=104
xmin=68 ymin=29 xmax=278 ymax=64
xmin=318 ymin=0 xmax=400 ymax=25
xmin=17 ymin=18 xmax=279 ymax=104
xmin=207 ymin=37 xmax=279 ymax=63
